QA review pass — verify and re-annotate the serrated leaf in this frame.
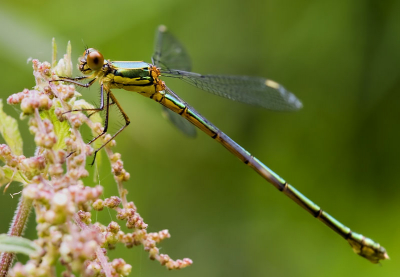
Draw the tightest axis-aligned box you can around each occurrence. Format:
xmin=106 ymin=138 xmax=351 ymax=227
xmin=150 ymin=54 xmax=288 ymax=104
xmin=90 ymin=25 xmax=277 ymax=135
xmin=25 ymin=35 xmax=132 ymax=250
xmin=0 ymin=167 xmax=28 ymax=187
xmin=40 ymin=107 xmax=70 ymax=151
xmin=0 ymin=234 xmax=39 ymax=256
xmin=0 ymin=99 xmax=23 ymax=155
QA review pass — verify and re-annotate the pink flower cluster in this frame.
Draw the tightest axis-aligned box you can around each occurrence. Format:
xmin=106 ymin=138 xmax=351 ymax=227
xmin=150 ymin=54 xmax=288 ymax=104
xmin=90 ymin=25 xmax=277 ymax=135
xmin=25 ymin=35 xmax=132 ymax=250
xmin=1 ymin=42 xmax=192 ymax=276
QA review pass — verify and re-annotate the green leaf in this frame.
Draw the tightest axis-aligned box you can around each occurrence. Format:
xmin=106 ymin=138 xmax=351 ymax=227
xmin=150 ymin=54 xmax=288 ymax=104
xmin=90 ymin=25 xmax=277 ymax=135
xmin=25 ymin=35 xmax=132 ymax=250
xmin=0 ymin=166 xmax=28 ymax=187
xmin=40 ymin=104 xmax=70 ymax=151
xmin=0 ymin=234 xmax=38 ymax=256
xmin=0 ymin=99 xmax=23 ymax=156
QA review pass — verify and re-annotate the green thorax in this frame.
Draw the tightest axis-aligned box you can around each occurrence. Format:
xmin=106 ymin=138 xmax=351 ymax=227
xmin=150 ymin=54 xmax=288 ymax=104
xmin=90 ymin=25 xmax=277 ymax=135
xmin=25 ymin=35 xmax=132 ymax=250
xmin=108 ymin=61 xmax=159 ymax=96
xmin=111 ymin=61 xmax=153 ymax=81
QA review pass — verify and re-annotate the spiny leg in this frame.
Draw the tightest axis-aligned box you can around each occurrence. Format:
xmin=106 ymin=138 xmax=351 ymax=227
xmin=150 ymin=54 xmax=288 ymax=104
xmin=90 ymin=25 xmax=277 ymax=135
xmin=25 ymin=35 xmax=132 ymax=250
xmin=52 ymin=78 xmax=120 ymax=165
xmin=51 ymin=76 xmax=105 ymax=115
xmin=66 ymin=80 xmax=105 ymax=116
xmin=52 ymin=77 xmax=130 ymax=165
xmin=87 ymin=84 xmax=111 ymax=146
xmin=50 ymin=76 xmax=106 ymax=158
xmin=87 ymin=101 xmax=116 ymax=118
xmin=90 ymin=91 xmax=130 ymax=165
xmin=51 ymin=76 xmax=97 ymax=88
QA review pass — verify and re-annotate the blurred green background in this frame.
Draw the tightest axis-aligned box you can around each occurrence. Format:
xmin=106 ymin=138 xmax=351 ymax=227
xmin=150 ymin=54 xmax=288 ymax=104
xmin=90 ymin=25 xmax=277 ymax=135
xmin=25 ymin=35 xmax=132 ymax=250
xmin=1 ymin=0 xmax=399 ymax=276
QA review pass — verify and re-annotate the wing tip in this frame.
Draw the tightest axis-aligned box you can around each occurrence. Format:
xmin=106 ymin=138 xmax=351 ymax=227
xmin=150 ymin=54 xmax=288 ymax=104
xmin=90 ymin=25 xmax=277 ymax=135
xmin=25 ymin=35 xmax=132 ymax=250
xmin=291 ymin=97 xmax=303 ymax=110
xmin=266 ymin=79 xmax=303 ymax=110
xmin=285 ymin=93 xmax=303 ymax=111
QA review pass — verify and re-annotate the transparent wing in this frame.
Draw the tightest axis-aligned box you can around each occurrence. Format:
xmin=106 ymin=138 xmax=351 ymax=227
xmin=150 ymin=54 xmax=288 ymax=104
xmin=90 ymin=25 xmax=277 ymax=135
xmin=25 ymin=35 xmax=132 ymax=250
xmin=161 ymin=105 xmax=197 ymax=137
xmin=152 ymin=25 xmax=302 ymax=111
xmin=162 ymin=70 xmax=303 ymax=111
xmin=152 ymin=25 xmax=192 ymax=72
xmin=152 ymin=25 xmax=196 ymax=134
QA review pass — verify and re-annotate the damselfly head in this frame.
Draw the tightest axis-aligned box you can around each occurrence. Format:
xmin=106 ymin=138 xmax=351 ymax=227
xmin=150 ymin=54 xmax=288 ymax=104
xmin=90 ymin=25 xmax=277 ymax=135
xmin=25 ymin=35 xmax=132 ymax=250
xmin=78 ymin=48 xmax=104 ymax=75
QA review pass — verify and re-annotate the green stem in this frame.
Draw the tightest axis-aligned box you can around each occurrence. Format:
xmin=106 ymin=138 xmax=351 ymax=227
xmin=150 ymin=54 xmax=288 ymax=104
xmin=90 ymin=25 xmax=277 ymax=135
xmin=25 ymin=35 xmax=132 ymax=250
xmin=0 ymin=195 xmax=33 ymax=277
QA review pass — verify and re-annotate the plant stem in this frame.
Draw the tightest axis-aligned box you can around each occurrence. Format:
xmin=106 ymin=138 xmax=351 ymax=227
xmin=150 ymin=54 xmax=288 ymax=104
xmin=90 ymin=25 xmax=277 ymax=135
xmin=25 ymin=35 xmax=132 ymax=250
xmin=0 ymin=195 xmax=33 ymax=277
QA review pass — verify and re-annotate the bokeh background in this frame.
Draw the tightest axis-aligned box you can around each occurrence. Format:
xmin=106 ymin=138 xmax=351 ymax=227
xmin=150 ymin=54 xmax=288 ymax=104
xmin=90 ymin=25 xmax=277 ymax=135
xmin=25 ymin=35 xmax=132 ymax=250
xmin=0 ymin=0 xmax=399 ymax=276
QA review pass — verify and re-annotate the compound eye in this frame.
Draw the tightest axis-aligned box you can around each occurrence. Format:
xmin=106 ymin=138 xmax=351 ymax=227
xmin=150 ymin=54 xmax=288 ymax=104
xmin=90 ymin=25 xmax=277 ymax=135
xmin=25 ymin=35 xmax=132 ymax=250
xmin=86 ymin=50 xmax=104 ymax=71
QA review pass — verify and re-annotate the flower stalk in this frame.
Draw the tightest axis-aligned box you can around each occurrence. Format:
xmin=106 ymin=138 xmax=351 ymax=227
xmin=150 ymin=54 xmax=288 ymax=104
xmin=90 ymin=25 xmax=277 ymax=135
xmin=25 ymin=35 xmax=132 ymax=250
xmin=0 ymin=196 xmax=33 ymax=277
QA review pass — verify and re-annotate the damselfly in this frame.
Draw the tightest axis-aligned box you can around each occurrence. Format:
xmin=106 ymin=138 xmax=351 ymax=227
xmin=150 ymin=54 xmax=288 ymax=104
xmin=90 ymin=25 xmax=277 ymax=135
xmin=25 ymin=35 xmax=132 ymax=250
xmin=55 ymin=25 xmax=388 ymax=263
